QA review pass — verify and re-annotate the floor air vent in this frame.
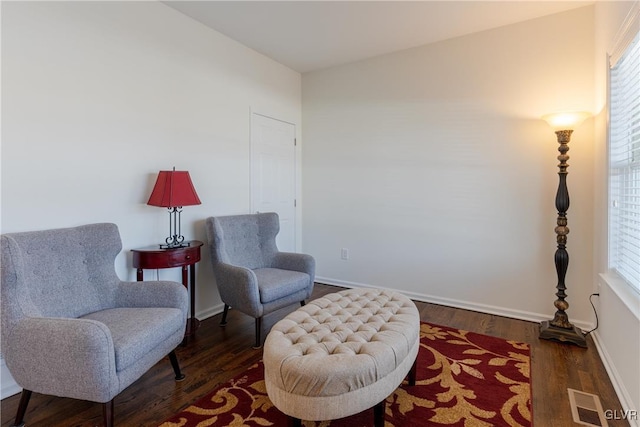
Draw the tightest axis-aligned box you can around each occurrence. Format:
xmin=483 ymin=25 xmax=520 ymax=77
xmin=568 ymin=388 xmax=609 ymax=427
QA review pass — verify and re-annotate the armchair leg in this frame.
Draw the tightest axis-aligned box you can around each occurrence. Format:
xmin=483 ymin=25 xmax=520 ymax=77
xmin=102 ymin=399 xmax=114 ymax=427
xmin=169 ymin=350 xmax=186 ymax=381
xmin=12 ymin=389 xmax=31 ymax=427
xmin=220 ymin=304 xmax=230 ymax=326
xmin=253 ymin=317 xmax=262 ymax=349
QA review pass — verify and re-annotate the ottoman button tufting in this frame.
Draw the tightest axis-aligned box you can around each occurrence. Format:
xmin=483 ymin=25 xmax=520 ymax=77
xmin=264 ymin=288 xmax=420 ymax=426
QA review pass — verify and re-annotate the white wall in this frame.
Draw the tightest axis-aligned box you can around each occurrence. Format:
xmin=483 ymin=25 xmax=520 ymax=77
xmin=302 ymin=7 xmax=596 ymax=326
xmin=1 ymin=1 xmax=301 ymax=398
xmin=3 ymin=0 xmax=637 ymax=415
xmin=593 ymin=1 xmax=640 ymax=421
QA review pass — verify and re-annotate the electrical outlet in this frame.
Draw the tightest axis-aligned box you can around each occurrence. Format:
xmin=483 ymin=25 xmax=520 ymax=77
xmin=341 ymin=248 xmax=349 ymax=260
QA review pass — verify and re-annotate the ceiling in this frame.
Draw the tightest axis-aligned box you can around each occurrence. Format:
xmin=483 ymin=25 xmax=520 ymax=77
xmin=164 ymin=1 xmax=593 ymax=73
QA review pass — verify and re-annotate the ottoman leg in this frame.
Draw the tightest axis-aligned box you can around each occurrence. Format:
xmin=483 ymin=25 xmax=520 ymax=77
xmin=408 ymin=357 xmax=418 ymax=386
xmin=288 ymin=416 xmax=302 ymax=427
xmin=374 ymin=400 xmax=385 ymax=427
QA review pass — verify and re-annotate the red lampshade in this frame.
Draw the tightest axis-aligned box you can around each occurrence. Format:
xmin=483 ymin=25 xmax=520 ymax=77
xmin=147 ymin=169 xmax=201 ymax=208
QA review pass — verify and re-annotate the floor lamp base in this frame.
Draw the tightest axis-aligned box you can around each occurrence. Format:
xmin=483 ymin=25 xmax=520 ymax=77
xmin=539 ymin=320 xmax=587 ymax=348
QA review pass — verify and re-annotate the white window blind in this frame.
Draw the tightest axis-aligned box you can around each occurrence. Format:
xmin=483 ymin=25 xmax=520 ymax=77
xmin=609 ymin=6 xmax=640 ymax=294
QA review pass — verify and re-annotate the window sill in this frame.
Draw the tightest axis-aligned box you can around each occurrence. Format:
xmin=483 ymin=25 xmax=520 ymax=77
xmin=599 ymin=272 xmax=640 ymax=322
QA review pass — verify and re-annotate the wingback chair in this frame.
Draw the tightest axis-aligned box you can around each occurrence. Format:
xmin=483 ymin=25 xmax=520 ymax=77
xmin=0 ymin=223 xmax=188 ymax=427
xmin=205 ymin=213 xmax=315 ymax=348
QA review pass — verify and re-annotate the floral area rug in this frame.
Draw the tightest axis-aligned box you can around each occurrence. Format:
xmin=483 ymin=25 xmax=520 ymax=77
xmin=160 ymin=323 xmax=532 ymax=427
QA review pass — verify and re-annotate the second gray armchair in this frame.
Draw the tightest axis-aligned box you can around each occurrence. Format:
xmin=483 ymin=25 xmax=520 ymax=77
xmin=205 ymin=213 xmax=315 ymax=348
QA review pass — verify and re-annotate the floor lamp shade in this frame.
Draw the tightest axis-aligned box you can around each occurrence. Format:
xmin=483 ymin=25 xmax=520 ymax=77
xmin=541 ymin=111 xmax=590 ymax=132
xmin=147 ymin=169 xmax=201 ymax=248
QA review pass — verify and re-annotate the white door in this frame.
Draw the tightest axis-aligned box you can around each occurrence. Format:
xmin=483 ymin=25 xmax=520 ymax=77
xmin=250 ymin=113 xmax=296 ymax=252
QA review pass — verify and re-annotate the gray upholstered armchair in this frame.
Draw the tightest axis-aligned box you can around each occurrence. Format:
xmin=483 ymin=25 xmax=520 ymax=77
xmin=205 ymin=213 xmax=315 ymax=348
xmin=0 ymin=223 xmax=188 ymax=427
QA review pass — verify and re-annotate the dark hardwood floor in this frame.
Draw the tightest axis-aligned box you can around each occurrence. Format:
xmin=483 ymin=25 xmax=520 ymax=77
xmin=1 ymin=283 xmax=628 ymax=426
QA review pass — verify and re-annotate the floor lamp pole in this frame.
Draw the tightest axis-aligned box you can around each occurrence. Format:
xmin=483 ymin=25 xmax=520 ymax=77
xmin=539 ymin=128 xmax=587 ymax=348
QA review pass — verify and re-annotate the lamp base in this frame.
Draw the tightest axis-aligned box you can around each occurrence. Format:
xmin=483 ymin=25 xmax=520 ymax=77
xmin=539 ymin=320 xmax=587 ymax=348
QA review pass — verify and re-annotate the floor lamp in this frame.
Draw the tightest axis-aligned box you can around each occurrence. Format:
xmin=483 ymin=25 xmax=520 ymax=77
xmin=539 ymin=111 xmax=590 ymax=348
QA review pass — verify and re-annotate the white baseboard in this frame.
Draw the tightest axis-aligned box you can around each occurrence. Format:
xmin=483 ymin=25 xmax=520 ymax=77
xmin=591 ymin=331 xmax=640 ymax=427
xmin=196 ymin=302 xmax=225 ymax=322
xmin=315 ymin=276 xmax=593 ymax=330
xmin=1 ymin=357 xmax=21 ymax=400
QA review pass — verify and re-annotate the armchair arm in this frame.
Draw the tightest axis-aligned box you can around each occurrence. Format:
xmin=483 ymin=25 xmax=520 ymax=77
xmin=273 ymin=252 xmax=316 ymax=280
xmin=213 ymin=263 xmax=263 ymax=318
xmin=115 ymin=281 xmax=188 ymax=316
xmin=4 ymin=317 xmax=119 ymax=403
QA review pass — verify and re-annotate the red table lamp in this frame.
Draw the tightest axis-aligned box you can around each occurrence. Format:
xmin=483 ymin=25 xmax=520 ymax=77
xmin=147 ymin=167 xmax=201 ymax=248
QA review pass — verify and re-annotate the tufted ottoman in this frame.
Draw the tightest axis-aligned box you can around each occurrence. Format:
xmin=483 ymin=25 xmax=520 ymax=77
xmin=263 ymin=288 xmax=420 ymax=426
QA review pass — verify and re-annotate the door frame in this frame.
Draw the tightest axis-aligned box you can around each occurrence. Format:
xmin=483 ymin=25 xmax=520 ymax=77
xmin=249 ymin=110 xmax=300 ymax=252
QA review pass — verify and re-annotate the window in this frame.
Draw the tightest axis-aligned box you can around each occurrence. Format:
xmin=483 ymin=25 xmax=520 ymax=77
xmin=609 ymin=6 xmax=640 ymax=294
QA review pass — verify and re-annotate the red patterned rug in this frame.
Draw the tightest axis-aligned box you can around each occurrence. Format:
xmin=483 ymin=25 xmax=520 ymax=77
xmin=160 ymin=323 xmax=532 ymax=427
